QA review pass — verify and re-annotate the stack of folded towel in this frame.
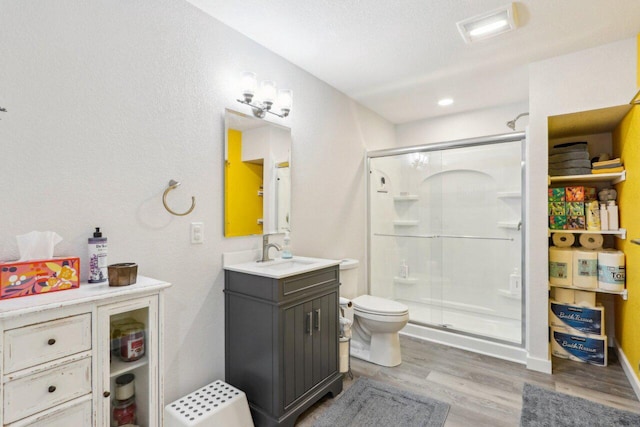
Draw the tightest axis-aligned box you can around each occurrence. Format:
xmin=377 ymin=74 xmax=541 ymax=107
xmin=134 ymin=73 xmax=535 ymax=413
xmin=549 ymin=141 xmax=591 ymax=176
xmin=592 ymin=158 xmax=624 ymax=174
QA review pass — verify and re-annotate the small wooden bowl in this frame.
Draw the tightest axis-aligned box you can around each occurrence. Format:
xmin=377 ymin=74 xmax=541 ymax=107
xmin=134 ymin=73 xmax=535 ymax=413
xmin=108 ymin=263 xmax=138 ymax=287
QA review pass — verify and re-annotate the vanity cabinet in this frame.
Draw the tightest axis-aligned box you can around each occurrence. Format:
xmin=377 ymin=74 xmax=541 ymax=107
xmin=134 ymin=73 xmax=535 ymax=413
xmin=225 ymin=265 xmax=342 ymax=427
xmin=0 ymin=276 xmax=170 ymax=426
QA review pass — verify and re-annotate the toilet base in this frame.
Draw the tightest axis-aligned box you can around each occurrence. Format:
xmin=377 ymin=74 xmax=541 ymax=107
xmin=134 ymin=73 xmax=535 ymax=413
xmin=351 ymin=332 xmax=402 ymax=367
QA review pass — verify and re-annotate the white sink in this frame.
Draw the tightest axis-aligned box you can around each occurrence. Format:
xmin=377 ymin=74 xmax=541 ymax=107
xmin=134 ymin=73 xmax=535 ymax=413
xmin=224 ymin=256 xmax=340 ymax=279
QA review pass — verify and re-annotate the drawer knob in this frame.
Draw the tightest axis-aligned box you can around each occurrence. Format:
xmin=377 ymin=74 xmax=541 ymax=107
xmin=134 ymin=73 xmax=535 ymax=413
xmin=48 ymin=386 xmax=56 ymax=393
xmin=47 ymin=338 xmax=56 ymax=345
xmin=103 ymin=391 xmax=111 ymax=398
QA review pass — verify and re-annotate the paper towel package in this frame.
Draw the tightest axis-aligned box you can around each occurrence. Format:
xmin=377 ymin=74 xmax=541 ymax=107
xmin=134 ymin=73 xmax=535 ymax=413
xmin=597 ymin=250 xmax=625 ymax=292
xmin=572 ymin=249 xmax=598 ymax=289
xmin=549 ymin=300 xmax=604 ymax=335
xmin=0 ymin=258 xmax=80 ymax=300
xmin=551 ymin=327 xmax=607 ymax=367
xmin=549 ymin=247 xmax=573 ymax=286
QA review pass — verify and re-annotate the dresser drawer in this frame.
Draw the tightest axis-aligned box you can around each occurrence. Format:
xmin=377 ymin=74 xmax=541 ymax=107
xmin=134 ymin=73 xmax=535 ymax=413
xmin=3 ymin=357 xmax=92 ymax=424
xmin=4 ymin=314 xmax=91 ymax=373
xmin=7 ymin=398 xmax=91 ymax=427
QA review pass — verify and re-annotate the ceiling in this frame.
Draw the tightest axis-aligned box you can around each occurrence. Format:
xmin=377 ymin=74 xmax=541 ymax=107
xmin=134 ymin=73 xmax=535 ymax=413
xmin=185 ymin=0 xmax=640 ymax=124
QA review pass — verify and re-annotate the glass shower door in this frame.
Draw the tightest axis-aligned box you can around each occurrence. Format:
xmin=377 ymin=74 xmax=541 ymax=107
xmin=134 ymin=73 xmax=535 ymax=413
xmin=368 ymin=138 xmax=523 ymax=345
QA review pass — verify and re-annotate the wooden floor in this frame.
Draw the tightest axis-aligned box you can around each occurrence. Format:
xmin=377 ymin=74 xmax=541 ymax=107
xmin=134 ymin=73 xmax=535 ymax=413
xmin=296 ymin=335 xmax=640 ymax=426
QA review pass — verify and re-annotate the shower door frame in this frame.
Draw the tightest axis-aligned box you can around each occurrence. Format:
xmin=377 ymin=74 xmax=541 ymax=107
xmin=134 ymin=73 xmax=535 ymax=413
xmin=366 ymin=131 xmax=527 ymax=349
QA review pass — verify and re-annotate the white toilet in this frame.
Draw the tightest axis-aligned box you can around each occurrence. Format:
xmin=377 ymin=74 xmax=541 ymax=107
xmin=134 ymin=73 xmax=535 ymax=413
xmin=340 ymin=259 xmax=409 ymax=367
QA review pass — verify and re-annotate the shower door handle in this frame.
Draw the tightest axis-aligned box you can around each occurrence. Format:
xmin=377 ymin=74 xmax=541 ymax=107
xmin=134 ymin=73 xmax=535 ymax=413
xmin=307 ymin=312 xmax=313 ymax=336
xmin=314 ymin=309 xmax=321 ymax=332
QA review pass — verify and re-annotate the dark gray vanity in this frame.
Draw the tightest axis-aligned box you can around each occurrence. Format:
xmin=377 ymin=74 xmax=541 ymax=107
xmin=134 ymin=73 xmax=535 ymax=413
xmin=224 ymin=258 xmax=342 ymax=427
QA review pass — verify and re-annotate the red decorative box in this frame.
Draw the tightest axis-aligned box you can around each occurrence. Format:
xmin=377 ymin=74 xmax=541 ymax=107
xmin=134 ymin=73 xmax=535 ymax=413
xmin=0 ymin=257 xmax=80 ymax=300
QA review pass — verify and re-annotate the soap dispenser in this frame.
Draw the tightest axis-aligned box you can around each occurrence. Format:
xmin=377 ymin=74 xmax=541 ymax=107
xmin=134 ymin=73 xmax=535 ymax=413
xmin=281 ymin=231 xmax=292 ymax=259
xmin=88 ymin=227 xmax=108 ymax=283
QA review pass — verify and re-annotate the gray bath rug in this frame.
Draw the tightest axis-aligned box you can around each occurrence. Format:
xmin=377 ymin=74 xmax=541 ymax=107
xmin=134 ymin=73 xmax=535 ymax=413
xmin=313 ymin=377 xmax=449 ymax=427
xmin=520 ymin=383 xmax=640 ymax=426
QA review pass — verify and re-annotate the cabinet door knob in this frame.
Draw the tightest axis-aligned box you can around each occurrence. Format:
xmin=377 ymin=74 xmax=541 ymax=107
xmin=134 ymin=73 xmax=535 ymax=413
xmin=103 ymin=391 xmax=111 ymax=398
xmin=48 ymin=386 xmax=56 ymax=393
xmin=47 ymin=338 xmax=56 ymax=345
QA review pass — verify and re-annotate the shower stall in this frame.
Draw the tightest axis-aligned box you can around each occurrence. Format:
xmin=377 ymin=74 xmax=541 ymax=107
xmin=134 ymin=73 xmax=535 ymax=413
xmin=367 ymin=132 xmax=526 ymax=358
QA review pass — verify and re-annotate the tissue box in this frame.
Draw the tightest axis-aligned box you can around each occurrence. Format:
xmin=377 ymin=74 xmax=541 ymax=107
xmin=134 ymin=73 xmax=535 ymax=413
xmin=548 ymin=187 xmax=565 ymax=202
xmin=565 ymin=186 xmax=596 ymax=202
xmin=549 ymin=215 xmax=567 ymax=230
xmin=566 ymin=216 xmax=586 ymax=230
xmin=548 ymin=202 xmax=566 ymax=216
xmin=0 ymin=257 xmax=80 ymax=300
xmin=566 ymin=202 xmax=585 ymax=216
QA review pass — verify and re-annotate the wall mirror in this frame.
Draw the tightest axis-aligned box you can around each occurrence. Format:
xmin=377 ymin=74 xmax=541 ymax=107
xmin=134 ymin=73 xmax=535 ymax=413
xmin=224 ymin=109 xmax=292 ymax=237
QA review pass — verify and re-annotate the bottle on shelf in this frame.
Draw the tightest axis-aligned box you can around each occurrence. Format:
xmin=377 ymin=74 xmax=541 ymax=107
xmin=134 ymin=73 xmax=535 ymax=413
xmin=398 ymin=260 xmax=409 ymax=279
xmin=607 ymin=201 xmax=619 ymax=231
xmin=599 ymin=204 xmax=609 ymax=232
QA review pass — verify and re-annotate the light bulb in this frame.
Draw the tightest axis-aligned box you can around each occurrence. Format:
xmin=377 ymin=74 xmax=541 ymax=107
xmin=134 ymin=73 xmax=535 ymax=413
xmin=241 ymin=71 xmax=257 ymax=103
xmin=278 ymin=89 xmax=293 ymax=116
xmin=260 ymin=80 xmax=277 ymax=108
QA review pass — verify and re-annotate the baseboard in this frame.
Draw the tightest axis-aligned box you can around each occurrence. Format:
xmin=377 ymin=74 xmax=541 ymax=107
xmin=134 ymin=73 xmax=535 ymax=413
xmin=614 ymin=340 xmax=640 ymax=400
xmin=526 ymin=355 xmax=552 ymax=374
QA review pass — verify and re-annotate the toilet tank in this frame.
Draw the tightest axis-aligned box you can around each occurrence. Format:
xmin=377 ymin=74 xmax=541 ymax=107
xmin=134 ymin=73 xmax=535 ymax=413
xmin=339 ymin=259 xmax=359 ymax=300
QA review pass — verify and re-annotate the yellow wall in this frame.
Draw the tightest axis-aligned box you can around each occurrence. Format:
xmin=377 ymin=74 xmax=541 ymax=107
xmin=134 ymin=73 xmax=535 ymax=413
xmin=613 ymin=105 xmax=640 ymax=375
xmin=224 ymin=129 xmax=263 ymax=237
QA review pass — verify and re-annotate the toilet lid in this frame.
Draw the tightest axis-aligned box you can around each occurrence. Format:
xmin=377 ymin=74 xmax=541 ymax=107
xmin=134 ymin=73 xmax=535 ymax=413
xmin=352 ymin=295 xmax=408 ymax=315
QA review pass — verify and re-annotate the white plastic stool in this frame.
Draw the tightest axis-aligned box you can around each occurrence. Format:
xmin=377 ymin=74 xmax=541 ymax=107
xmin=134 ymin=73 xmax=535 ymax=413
xmin=164 ymin=380 xmax=254 ymax=427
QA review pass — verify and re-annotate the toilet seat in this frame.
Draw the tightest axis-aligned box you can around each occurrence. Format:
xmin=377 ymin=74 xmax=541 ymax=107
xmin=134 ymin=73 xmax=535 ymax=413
xmin=352 ymin=295 xmax=409 ymax=317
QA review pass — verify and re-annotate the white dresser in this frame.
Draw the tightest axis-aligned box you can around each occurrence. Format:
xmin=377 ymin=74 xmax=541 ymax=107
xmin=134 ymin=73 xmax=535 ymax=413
xmin=0 ymin=276 xmax=171 ymax=426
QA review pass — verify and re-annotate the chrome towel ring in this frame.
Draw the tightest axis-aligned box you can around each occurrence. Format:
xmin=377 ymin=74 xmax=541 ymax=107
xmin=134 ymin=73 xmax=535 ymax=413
xmin=163 ymin=180 xmax=196 ymax=216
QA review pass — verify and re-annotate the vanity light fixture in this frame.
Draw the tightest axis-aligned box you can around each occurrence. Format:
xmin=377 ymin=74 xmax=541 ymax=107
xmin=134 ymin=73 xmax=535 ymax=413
xmin=237 ymin=71 xmax=293 ymax=119
xmin=457 ymin=3 xmax=518 ymax=44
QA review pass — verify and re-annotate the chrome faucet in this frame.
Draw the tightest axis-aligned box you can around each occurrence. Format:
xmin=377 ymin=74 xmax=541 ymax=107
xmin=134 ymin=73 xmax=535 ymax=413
xmin=260 ymin=234 xmax=282 ymax=262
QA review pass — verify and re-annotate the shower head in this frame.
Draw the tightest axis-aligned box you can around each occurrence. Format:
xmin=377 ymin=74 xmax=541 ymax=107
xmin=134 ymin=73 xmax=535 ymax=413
xmin=506 ymin=112 xmax=529 ymax=130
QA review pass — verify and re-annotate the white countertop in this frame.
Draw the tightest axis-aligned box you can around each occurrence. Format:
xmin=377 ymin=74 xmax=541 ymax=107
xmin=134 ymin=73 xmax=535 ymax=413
xmin=224 ymin=256 xmax=340 ymax=279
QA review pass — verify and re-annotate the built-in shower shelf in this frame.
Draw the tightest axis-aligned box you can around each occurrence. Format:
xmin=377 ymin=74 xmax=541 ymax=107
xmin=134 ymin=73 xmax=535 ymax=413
xmin=393 ymin=220 xmax=419 ymax=226
xmin=496 ymin=191 xmax=521 ymax=198
xmin=393 ymin=194 xmax=419 ymax=201
xmin=393 ymin=277 xmax=418 ymax=285
xmin=549 ymin=283 xmax=627 ymax=300
xmin=497 ymin=221 xmax=521 ymax=230
xmin=497 ymin=289 xmax=521 ymax=299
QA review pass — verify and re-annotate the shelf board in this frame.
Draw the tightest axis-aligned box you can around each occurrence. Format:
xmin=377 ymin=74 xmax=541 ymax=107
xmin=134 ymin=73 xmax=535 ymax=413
xmin=548 ymin=228 xmax=626 ymax=239
xmin=393 ymin=220 xmax=419 ymax=226
xmin=393 ymin=277 xmax=418 ymax=285
xmin=497 ymin=289 xmax=521 ymax=299
xmin=110 ymin=354 xmax=149 ymax=378
xmin=497 ymin=191 xmax=521 ymax=199
xmin=393 ymin=194 xmax=419 ymax=201
xmin=549 ymin=283 xmax=627 ymax=300
xmin=549 ymin=171 xmax=625 ymax=184
xmin=498 ymin=221 xmax=521 ymax=230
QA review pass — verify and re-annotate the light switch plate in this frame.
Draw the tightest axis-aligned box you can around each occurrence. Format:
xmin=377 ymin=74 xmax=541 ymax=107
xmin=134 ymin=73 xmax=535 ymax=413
xmin=191 ymin=222 xmax=204 ymax=244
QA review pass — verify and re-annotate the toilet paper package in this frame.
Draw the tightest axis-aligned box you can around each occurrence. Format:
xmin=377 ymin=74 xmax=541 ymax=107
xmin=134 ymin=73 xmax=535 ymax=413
xmin=574 ymin=290 xmax=596 ymax=308
xmin=551 ymin=327 xmax=607 ymax=367
xmin=552 ymin=233 xmax=574 ymax=248
xmin=572 ymin=249 xmax=598 ymax=289
xmin=552 ymin=288 xmax=575 ymax=304
xmin=549 ymin=301 xmax=604 ymax=335
xmin=549 ymin=247 xmax=573 ymax=286
xmin=597 ymin=250 xmax=625 ymax=292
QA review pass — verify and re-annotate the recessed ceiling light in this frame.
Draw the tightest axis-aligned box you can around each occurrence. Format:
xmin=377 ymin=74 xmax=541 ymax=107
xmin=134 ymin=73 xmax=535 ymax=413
xmin=438 ymin=98 xmax=453 ymax=106
xmin=457 ymin=3 xmax=518 ymax=44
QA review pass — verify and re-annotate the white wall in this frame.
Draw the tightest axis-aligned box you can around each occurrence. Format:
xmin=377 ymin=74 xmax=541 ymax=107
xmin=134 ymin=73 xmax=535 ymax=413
xmin=0 ymin=0 xmax=394 ymax=402
xmin=395 ymin=101 xmax=529 ymax=147
xmin=527 ymin=37 xmax=637 ymax=372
